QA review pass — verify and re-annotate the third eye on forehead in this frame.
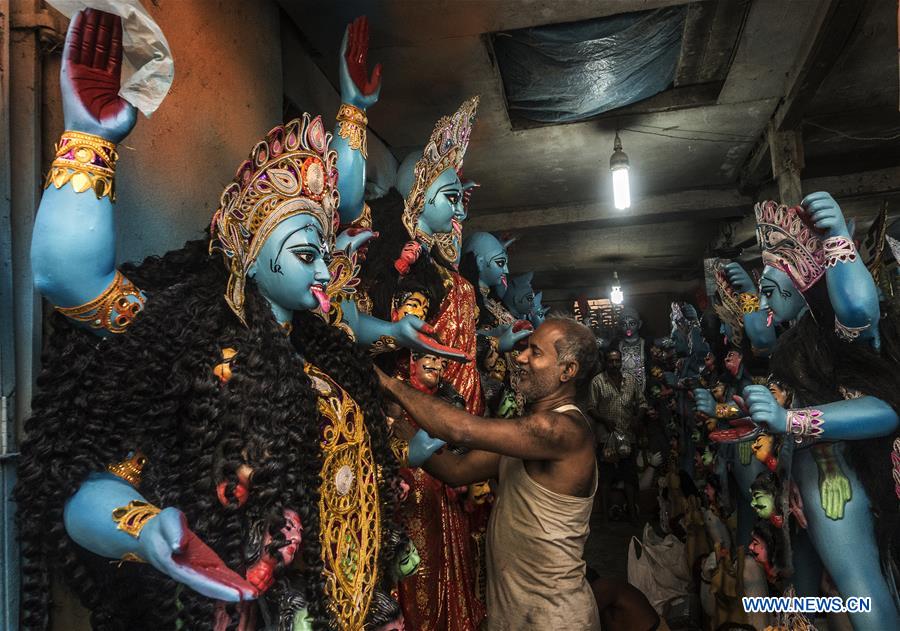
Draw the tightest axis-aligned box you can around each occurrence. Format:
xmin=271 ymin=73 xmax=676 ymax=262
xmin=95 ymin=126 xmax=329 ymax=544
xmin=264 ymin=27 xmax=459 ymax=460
xmin=283 ymin=224 xmax=324 ymax=251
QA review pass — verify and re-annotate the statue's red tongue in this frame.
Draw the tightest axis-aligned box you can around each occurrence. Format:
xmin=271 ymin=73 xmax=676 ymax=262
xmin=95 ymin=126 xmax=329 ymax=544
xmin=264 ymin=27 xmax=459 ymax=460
xmin=311 ymin=285 xmax=330 ymax=313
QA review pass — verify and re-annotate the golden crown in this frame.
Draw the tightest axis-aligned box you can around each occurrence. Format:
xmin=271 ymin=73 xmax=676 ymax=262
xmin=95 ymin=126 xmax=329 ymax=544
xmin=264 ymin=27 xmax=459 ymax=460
xmin=402 ymin=96 xmax=479 ymax=241
xmin=210 ymin=115 xmax=340 ymax=325
xmin=713 ymin=267 xmax=744 ymax=347
xmin=755 ymin=200 xmax=824 ymax=293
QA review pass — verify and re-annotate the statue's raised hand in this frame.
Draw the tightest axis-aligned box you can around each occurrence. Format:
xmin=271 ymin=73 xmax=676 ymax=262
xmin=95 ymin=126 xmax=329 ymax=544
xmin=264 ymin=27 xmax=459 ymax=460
xmin=340 ymin=16 xmax=382 ymax=110
xmin=724 ymin=262 xmax=756 ymax=294
xmin=139 ymin=507 xmax=257 ymax=602
xmin=801 ymin=191 xmax=849 ymax=239
xmin=61 ymin=9 xmax=137 ymax=143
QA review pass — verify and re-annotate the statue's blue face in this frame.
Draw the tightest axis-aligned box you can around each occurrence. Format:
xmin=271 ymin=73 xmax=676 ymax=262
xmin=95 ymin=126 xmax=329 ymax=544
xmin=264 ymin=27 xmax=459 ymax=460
xmin=759 ymin=265 xmax=805 ymax=325
xmin=250 ymin=214 xmax=331 ymax=321
xmin=419 ymin=167 xmax=464 ymax=236
xmin=503 ymin=275 xmax=535 ymax=318
xmin=621 ymin=315 xmax=641 ymax=338
xmin=476 ymin=244 xmax=509 ymax=296
xmin=529 ymin=291 xmax=547 ymax=326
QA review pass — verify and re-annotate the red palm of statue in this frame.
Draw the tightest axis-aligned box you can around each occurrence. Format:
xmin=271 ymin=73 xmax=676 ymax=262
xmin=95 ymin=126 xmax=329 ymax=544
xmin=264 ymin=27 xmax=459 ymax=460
xmin=64 ymin=9 xmax=134 ymax=128
xmin=344 ymin=16 xmax=382 ymax=97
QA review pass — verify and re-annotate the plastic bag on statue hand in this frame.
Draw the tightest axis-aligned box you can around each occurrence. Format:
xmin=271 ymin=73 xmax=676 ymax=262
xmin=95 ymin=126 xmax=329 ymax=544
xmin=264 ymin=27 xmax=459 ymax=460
xmin=48 ymin=0 xmax=174 ymax=115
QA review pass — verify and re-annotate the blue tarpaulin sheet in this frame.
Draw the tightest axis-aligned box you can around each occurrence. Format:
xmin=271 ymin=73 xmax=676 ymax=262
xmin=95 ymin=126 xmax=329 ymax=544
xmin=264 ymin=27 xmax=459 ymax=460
xmin=494 ymin=7 xmax=687 ymax=123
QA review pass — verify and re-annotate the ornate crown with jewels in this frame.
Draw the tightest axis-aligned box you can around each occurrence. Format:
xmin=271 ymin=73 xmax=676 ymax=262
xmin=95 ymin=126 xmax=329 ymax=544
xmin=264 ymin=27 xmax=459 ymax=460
xmin=755 ymin=200 xmax=825 ymax=293
xmin=209 ymin=114 xmax=340 ymax=325
xmin=402 ymin=96 xmax=479 ymax=242
xmin=713 ymin=267 xmax=744 ymax=347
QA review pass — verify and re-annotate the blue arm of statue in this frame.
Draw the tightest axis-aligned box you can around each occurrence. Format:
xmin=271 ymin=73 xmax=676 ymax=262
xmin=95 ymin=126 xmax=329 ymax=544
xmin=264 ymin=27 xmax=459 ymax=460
xmin=742 ymin=309 xmax=777 ymax=357
xmin=65 ymin=473 xmax=256 ymax=601
xmin=333 ymin=17 xmax=381 ymax=225
xmin=802 ymin=192 xmax=880 ymax=346
xmin=341 ymin=299 xmax=471 ymax=361
xmin=31 ymin=9 xmax=144 ymax=335
xmin=31 ymin=10 xmax=143 ymax=335
xmin=744 ymin=385 xmax=899 ymax=441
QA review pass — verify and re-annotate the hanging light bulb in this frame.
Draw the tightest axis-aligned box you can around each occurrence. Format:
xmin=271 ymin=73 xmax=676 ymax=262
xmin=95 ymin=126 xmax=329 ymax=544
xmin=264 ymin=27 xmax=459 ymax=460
xmin=610 ymin=271 xmax=624 ymax=305
xmin=609 ymin=131 xmax=631 ymax=210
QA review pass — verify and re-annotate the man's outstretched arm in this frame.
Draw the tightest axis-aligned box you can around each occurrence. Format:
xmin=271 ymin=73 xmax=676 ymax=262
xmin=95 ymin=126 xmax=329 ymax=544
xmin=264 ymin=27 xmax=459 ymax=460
xmin=423 ymin=448 xmax=502 ymax=487
xmin=379 ymin=369 xmax=587 ymax=461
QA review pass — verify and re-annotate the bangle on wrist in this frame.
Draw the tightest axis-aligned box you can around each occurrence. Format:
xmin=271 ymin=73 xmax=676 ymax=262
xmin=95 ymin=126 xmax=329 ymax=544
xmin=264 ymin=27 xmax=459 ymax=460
xmin=44 ymin=130 xmax=118 ymax=201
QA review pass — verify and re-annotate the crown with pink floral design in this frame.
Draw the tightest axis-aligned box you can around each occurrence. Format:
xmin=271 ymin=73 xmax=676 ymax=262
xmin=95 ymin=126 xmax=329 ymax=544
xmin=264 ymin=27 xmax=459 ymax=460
xmin=755 ymin=200 xmax=825 ymax=293
xmin=209 ymin=114 xmax=340 ymax=325
xmin=402 ymin=96 xmax=479 ymax=242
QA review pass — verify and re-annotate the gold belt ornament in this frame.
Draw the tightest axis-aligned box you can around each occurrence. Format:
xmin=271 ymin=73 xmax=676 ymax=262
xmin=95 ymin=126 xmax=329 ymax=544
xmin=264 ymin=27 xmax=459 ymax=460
xmin=307 ymin=362 xmax=381 ymax=628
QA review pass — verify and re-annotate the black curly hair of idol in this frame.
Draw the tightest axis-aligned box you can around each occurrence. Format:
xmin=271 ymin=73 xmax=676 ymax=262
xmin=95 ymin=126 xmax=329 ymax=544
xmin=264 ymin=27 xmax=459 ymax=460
xmin=360 ymin=188 xmax=453 ymax=375
xmin=15 ymin=238 xmax=399 ymax=630
xmin=364 ymin=590 xmax=403 ymax=630
xmin=360 ymin=188 xmax=449 ymax=325
xmin=768 ymin=303 xmax=900 ymax=580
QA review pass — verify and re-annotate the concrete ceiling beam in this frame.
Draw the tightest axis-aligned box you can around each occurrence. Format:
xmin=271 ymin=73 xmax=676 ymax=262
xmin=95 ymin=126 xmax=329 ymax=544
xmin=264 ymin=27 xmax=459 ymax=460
xmin=466 ymin=188 xmax=753 ymax=233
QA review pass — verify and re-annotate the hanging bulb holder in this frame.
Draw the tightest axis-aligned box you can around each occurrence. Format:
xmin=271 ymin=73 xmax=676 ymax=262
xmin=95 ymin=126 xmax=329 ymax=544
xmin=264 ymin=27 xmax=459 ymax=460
xmin=610 ymin=270 xmax=624 ymax=305
xmin=609 ymin=131 xmax=629 ymax=171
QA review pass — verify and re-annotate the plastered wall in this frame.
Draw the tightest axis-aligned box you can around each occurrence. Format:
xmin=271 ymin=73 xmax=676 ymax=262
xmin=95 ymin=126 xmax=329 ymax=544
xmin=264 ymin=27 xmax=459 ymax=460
xmin=41 ymin=0 xmax=283 ymax=269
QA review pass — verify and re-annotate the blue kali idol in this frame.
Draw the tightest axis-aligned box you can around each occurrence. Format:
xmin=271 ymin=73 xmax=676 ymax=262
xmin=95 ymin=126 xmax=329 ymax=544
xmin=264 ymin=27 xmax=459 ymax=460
xmin=740 ymin=196 xmax=900 ymax=629
xmin=16 ymin=10 xmax=411 ymax=629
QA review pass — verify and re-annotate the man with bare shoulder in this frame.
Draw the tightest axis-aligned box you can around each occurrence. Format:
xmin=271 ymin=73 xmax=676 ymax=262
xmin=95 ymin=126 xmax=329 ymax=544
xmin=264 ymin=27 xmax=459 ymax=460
xmin=378 ymin=317 xmax=601 ymax=630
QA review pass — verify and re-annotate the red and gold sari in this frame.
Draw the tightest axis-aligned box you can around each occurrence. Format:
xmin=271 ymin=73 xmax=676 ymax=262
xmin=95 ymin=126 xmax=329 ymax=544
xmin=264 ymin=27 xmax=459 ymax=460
xmin=397 ymin=268 xmax=486 ymax=630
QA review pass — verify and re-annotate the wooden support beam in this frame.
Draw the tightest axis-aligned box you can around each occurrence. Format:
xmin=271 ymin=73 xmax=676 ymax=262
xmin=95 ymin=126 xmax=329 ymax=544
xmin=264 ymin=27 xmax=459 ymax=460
xmin=773 ymin=0 xmax=869 ymax=131
xmin=768 ymin=124 xmax=804 ymax=206
xmin=735 ymin=0 xmax=867 ymax=192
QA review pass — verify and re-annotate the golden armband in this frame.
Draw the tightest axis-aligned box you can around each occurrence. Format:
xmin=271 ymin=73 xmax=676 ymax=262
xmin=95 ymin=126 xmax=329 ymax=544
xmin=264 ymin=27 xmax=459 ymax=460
xmin=336 ymin=103 xmax=368 ymax=158
xmin=55 ymin=270 xmax=146 ymax=334
xmin=44 ymin=130 xmax=118 ymax=201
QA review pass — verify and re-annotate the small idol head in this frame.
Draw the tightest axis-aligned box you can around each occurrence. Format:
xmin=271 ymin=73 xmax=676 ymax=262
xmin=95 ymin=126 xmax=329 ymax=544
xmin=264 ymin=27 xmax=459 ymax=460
xmin=410 ymin=352 xmax=447 ymax=390
xmin=248 ymin=214 xmax=331 ymax=323
xmin=750 ymin=488 xmax=775 ymax=519
xmin=724 ymin=349 xmax=743 ymax=377
xmin=748 ymin=532 xmax=770 ymax=567
xmin=392 ymin=290 xmax=430 ymax=322
xmin=752 ymin=433 xmax=775 ymax=464
xmin=711 ymin=381 xmax=727 ymax=403
xmin=397 ymin=538 xmax=421 ymax=579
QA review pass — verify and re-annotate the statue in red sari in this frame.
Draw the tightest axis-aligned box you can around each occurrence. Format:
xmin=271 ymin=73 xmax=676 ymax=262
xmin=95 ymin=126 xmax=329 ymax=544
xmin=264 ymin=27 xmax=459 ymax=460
xmin=359 ymin=99 xmax=492 ymax=630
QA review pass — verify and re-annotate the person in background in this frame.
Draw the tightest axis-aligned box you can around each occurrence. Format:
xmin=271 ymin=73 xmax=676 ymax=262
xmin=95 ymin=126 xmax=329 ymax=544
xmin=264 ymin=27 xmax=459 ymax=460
xmin=589 ymin=349 xmax=648 ymax=523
